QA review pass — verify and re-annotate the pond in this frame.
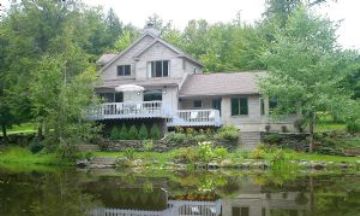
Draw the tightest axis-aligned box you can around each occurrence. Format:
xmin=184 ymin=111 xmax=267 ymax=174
xmin=0 ymin=167 xmax=359 ymax=216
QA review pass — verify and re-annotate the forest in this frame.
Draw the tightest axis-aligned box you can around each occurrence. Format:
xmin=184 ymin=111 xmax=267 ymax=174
xmin=0 ymin=0 xmax=359 ymax=155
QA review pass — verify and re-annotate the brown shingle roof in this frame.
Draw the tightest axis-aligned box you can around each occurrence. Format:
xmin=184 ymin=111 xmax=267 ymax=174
xmin=96 ymin=53 xmax=118 ymax=65
xmin=179 ymin=71 xmax=266 ymax=97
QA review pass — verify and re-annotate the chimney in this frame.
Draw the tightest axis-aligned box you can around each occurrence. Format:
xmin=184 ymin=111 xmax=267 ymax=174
xmin=143 ymin=22 xmax=161 ymax=37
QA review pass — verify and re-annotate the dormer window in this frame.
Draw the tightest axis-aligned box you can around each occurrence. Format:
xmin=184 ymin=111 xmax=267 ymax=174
xmin=150 ymin=60 xmax=169 ymax=77
xmin=117 ymin=65 xmax=131 ymax=76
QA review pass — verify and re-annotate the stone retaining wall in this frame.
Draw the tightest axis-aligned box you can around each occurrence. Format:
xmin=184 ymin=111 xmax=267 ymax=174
xmin=98 ymin=139 xmax=237 ymax=152
xmin=261 ymin=132 xmax=309 ymax=151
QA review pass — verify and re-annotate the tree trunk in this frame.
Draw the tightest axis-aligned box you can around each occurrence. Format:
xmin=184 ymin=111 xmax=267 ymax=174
xmin=1 ymin=124 xmax=8 ymax=143
xmin=37 ymin=123 xmax=43 ymax=139
xmin=309 ymin=112 xmax=316 ymax=152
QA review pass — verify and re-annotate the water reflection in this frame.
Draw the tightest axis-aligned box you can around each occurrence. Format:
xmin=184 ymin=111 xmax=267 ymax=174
xmin=0 ymin=168 xmax=359 ymax=216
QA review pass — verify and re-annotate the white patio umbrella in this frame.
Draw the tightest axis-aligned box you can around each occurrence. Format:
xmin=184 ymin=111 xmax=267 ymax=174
xmin=115 ymin=84 xmax=144 ymax=92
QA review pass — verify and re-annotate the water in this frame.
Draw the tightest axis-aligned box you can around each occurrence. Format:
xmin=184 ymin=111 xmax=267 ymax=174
xmin=0 ymin=168 xmax=359 ymax=216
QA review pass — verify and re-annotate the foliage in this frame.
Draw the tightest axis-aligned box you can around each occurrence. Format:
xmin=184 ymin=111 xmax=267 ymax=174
xmin=110 ymin=126 xmax=120 ymax=140
xmin=213 ymin=147 xmax=229 ymax=160
xmin=150 ymin=124 xmax=161 ymax=140
xmin=263 ymin=133 xmax=283 ymax=144
xmin=198 ymin=141 xmax=215 ymax=163
xmin=119 ymin=124 xmax=129 ymax=140
xmin=165 ymin=132 xmax=187 ymax=144
xmin=29 ymin=137 xmax=44 ymax=154
xmin=173 ymin=147 xmax=200 ymax=163
xmin=215 ymin=125 xmax=239 ymax=141
xmin=138 ymin=124 xmax=149 ymax=140
xmin=250 ymin=146 xmax=266 ymax=159
xmin=124 ymin=148 xmax=135 ymax=160
xmin=346 ymin=119 xmax=360 ymax=134
xmin=142 ymin=140 xmax=154 ymax=151
xmin=128 ymin=125 xmax=138 ymax=140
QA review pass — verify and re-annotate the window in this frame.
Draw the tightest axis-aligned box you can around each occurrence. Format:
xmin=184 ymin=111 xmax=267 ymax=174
xmin=98 ymin=92 xmax=123 ymax=102
xmin=193 ymin=100 xmax=202 ymax=108
xmin=150 ymin=60 xmax=169 ymax=77
xmin=232 ymin=207 xmax=250 ymax=216
xmin=260 ymin=98 xmax=265 ymax=115
xmin=117 ymin=65 xmax=131 ymax=76
xmin=231 ymin=97 xmax=248 ymax=116
xmin=144 ymin=89 xmax=162 ymax=101
xmin=269 ymin=97 xmax=278 ymax=110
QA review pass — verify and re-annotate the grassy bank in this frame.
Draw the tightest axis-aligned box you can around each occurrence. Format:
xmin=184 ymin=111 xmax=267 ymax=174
xmin=0 ymin=147 xmax=70 ymax=170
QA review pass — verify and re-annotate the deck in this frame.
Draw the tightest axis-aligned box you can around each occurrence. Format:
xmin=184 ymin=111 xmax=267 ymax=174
xmin=87 ymin=102 xmax=222 ymax=127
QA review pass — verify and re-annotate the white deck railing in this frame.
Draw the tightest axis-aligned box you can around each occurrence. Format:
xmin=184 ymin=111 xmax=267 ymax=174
xmin=167 ymin=109 xmax=222 ymax=127
xmin=88 ymin=101 xmax=165 ymax=120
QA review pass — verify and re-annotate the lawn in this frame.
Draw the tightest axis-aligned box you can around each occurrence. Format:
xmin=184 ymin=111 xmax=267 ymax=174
xmin=0 ymin=123 xmax=37 ymax=136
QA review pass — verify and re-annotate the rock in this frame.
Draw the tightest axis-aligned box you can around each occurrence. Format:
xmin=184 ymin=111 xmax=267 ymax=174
xmin=220 ymin=159 xmax=232 ymax=167
xmin=312 ymin=163 xmax=325 ymax=170
xmin=208 ymin=162 xmax=219 ymax=169
xmin=76 ymin=159 xmax=89 ymax=168
xmin=132 ymin=159 xmax=144 ymax=167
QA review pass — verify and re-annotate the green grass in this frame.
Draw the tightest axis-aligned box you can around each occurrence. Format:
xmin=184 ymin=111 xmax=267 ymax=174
xmin=0 ymin=123 xmax=37 ymax=136
xmin=316 ymin=122 xmax=346 ymax=133
xmin=0 ymin=147 xmax=67 ymax=167
xmin=94 ymin=148 xmax=360 ymax=164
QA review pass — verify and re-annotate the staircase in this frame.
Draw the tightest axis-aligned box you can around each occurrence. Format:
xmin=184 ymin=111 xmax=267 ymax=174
xmin=239 ymin=132 xmax=262 ymax=150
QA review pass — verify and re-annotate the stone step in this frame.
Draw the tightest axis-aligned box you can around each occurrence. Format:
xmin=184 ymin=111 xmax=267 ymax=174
xmin=90 ymin=157 xmax=117 ymax=165
xmin=78 ymin=144 xmax=100 ymax=152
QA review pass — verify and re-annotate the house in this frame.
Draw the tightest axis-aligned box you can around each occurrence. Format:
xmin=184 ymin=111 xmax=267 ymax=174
xmin=92 ymin=23 xmax=296 ymax=134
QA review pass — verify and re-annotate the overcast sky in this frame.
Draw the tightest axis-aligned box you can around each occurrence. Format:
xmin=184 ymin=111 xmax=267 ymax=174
xmin=83 ymin=0 xmax=360 ymax=50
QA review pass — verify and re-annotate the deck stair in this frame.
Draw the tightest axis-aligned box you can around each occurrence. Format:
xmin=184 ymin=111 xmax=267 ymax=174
xmin=239 ymin=132 xmax=262 ymax=150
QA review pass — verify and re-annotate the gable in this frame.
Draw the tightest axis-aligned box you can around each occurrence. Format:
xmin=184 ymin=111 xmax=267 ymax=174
xmin=136 ymin=41 xmax=179 ymax=60
xmin=101 ymin=34 xmax=156 ymax=72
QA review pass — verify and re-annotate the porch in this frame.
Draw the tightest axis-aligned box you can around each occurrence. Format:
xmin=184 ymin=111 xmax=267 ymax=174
xmin=87 ymin=102 xmax=222 ymax=127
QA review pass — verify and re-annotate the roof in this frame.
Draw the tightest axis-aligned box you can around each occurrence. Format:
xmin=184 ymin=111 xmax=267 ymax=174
xmin=96 ymin=78 xmax=183 ymax=89
xmin=96 ymin=53 xmax=117 ymax=65
xmin=179 ymin=71 xmax=266 ymax=97
xmin=99 ymin=32 xmax=203 ymax=72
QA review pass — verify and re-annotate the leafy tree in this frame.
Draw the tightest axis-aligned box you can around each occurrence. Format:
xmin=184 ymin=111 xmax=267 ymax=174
xmin=150 ymin=124 xmax=161 ymax=140
xmin=128 ymin=125 xmax=138 ymax=140
xmin=259 ymin=7 xmax=356 ymax=151
xmin=110 ymin=126 xmax=120 ymax=140
xmin=119 ymin=124 xmax=128 ymax=140
xmin=138 ymin=124 xmax=148 ymax=140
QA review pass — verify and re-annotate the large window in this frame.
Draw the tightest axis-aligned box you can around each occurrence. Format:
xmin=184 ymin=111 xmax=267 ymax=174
xmin=99 ymin=92 xmax=123 ymax=103
xmin=193 ymin=100 xmax=202 ymax=108
xmin=231 ymin=97 xmax=248 ymax=116
xmin=117 ymin=65 xmax=131 ymax=76
xmin=150 ymin=60 xmax=169 ymax=77
xmin=144 ymin=89 xmax=162 ymax=101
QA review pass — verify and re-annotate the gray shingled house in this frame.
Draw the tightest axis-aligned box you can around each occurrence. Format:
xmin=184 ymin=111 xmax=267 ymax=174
xmin=91 ymin=24 xmax=296 ymax=133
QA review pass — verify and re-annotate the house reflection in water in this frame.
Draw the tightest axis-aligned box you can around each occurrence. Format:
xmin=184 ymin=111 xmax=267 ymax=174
xmin=91 ymin=199 xmax=222 ymax=216
xmin=89 ymin=190 xmax=309 ymax=216
xmin=223 ymin=192 xmax=310 ymax=216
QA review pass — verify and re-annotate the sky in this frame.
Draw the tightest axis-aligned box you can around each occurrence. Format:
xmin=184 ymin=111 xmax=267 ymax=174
xmin=84 ymin=0 xmax=360 ymax=50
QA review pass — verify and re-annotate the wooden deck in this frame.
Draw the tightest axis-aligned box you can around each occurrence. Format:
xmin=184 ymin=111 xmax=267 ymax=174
xmin=87 ymin=102 xmax=222 ymax=127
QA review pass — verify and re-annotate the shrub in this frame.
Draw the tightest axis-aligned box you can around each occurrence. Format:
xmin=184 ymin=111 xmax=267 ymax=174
xmin=110 ymin=126 xmax=120 ymax=140
xmin=193 ymin=134 xmax=208 ymax=142
xmin=263 ymin=133 xmax=282 ymax=144
xmin=250 ymin=146 xmax=266 ymax=159
xmin=186 ymin=128 xmax=195 ymax=136
xmin=213 ymin=147 xmax=228 ymax=159
xmin=128 ymin=125 xmax=138 ymax=140
xmin=143 ymin=140 xmax=154 ymax=151
xmin=166 ymin=132 xmax=187 ymax=144
xmin=347 ymin=119 xmax=360 ymax=134
xmin=294 ymin=118 xmax=305 ymax=133
xmin=138 ymin=124 xmax=149 ymax=140
xmin=198 ymin=141 xmax=214 ymax=162
xmin=216 ymin=125 xmax=239 ymax=141
xmin=119 ymin=124 xmax=128 ymax=140
xmin=29 ymin=137 xmax=44 ymax=153
xmin=173 ymin=147 xmax=199 ymax=163
xmin=124 ymin=148 xmax=135 ymax=160
xmin=150 ymin=124 xmax=161 ymax=140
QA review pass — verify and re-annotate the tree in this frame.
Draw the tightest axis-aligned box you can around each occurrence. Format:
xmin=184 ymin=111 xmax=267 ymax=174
xmin=259 ymin=7 xmax=356 ymax=152
xmin=138 ymin=124 xmax=148 ymax=140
